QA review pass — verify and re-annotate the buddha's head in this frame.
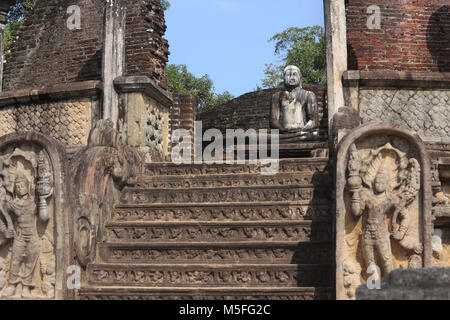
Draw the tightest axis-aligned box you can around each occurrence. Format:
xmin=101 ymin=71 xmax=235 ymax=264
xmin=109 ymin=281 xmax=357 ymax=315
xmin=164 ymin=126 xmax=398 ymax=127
xmin=374 ymin=165 xmax=390 ymax=194
xmin=284 ymin=65 xmax=302 ymax=88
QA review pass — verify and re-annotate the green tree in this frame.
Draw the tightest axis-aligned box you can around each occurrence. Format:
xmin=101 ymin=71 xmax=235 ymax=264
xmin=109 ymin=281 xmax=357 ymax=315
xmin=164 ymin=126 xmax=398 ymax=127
xmin=4 ymin=0 xmax=36 ymax=55
xmin=165 ymin=64 xmax=233 ymax=110
xmin=161 ymin=0 xmax=170 ymax=11
xmin=261 ymin=26 xmax=326 ymax=88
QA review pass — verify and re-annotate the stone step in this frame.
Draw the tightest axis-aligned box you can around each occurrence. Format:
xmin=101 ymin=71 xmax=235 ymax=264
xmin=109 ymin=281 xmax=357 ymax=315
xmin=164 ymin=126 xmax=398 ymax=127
xmin=113 ymin=201 xmax=332 ymax=222
xmin=99 ymin=241 xmax=332 ymax=265
xmin=133 ymin=172 xmax=330 ymax=189
xmin=87 ymin=263 xmax=332 ymax=288
xmin=104 ymin=220 xmax=331 ymax=243
xmin=77 ymin=286 xmax=333 ymax=300
xmin=120 ymin=185 xmax=330 ymax=204
xmin=144 ymin=158 xmax=328 ymax=176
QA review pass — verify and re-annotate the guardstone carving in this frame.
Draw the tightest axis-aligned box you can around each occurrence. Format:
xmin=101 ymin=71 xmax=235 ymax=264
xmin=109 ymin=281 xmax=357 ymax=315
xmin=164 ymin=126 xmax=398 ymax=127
xmin=0 ymin=148 xmax=53 ymax=298
xmin=0 ymin=132 xmax=70 ymax=299
xmin=335 ymin=123 xmax=432 ymax=300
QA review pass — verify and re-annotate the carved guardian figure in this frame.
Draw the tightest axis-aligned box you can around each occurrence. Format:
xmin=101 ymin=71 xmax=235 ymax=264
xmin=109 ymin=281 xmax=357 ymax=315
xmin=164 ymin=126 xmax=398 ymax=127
xmin=2 ymin=173 xmax=41 ymax=298
xmin=346 ymin=142 xmax=423 ymax=280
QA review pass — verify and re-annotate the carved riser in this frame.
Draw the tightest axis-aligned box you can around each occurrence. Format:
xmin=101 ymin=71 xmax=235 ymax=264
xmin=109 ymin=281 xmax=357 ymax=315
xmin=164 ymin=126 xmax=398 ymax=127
xmin=77 ymin=287 xmax=333 ymax=300
xmin=120 ymin=186 xmax=329 ymax=204
xmin=113 ymin=202 xmax=332 ymax=222
xmin=134 ymin=172 xmax=330 ymax=189
xmin=87 ymin=264 xmax=332 ymax=287
xmin=145 ymin=159 xmax=328 ymax=176
xmin=99 ymin=242 xmax=332 ymax=265
xmin=104 ymin=221 xmax=332 ymax=243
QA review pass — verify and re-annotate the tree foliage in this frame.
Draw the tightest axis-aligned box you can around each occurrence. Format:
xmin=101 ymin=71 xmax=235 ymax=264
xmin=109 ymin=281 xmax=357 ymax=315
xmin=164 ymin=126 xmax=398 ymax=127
xmin=3 ymin=0 xmax=36 ymax=55
xmin=165 ymin=64 xmax=233 ymax=110
xmin=161 ymin=0 xmax=170 ymax=11
xmin=261 ymin=26 xmax=326 ymax=88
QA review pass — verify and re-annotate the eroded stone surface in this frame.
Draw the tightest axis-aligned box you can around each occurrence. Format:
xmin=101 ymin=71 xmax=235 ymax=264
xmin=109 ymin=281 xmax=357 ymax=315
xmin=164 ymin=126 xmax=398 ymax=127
xmin=335 ymin=123 xmax=432 ymax=300
xmin=0 ymin=132 xmax=70 ymax=300
xmin=359 ymin=89 xmax=450 ymax=140
xmin=0 ymin=98 xmax=92 ymax=146
xmin=356 ymin=268 xmax=450 ymax=300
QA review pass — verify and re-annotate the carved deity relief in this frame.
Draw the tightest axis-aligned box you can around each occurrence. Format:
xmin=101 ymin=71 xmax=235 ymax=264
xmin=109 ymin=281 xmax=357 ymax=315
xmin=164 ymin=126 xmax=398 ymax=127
xmin=0 ymin=146 xmax=55 ymax=298
xmin=343 ymin=138 xmax=424 ymax=300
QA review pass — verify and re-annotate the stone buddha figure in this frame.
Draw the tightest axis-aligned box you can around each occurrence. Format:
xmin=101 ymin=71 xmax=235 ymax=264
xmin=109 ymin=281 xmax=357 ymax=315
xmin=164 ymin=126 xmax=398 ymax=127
xmin=270 ymin=65 xmax=319 ymax=140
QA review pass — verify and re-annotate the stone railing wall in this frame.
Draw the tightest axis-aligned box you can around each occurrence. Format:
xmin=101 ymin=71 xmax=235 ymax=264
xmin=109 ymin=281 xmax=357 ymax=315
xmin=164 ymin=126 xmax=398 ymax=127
xmin=0 ymin=81 xmax=102 ymax=149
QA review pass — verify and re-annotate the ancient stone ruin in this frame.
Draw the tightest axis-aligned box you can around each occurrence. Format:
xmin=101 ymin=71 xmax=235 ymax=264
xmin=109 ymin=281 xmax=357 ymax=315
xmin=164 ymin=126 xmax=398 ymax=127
xmin=0 ymin=0 xmax=448 ymax=300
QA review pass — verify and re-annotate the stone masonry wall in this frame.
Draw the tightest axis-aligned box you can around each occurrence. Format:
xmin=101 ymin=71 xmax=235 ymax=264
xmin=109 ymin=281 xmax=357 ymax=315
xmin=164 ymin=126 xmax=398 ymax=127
xmin=3 ymin=0 xmax=169 ymax=91
xmin=0 ymin=97 xmax=94 ymax=146
xmin=346 ymin=1 xmax=450 ymax=72
xmin=198 ymin=86 xmax=328 ymax=133
xmin=359 ymin=88 xmax=450 ymax=141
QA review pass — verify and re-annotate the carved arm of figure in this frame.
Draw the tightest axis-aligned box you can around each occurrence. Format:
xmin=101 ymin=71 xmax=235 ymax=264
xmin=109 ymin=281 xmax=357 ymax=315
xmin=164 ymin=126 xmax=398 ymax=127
xmin=392 ymin=208 xmax=410 ymax=241
xmin=0 ymin=200 xmax=14 ymax=239
xmin=391 ymin=159 xmax=420 ymax=241
xmin=303 ymin=92 xmax=318 ymax=131
xmin=270 ymin=92 xmax=288 ymax=133
xmin=390 ymin=193 xmax=422 ymax=254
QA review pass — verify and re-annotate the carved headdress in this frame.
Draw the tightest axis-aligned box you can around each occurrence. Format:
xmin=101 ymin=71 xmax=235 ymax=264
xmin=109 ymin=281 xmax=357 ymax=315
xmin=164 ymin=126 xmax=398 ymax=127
xmin=14 ymin=172 xmax=29 ymax=184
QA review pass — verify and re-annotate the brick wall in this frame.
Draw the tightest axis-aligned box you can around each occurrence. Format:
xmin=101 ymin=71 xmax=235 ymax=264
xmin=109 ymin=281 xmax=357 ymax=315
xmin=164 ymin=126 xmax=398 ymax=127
xmin=198 ymin=86 xmax=328 ymax=133
xmin=125 ymin=0 xmax=169 ymax=89
xmin=3 ymin=0 xmax=169 ymax=91
xmin=346 ymin=0 xmax=450 ymax=72
xmin=170 ymin=93 xmax=197 ymax=156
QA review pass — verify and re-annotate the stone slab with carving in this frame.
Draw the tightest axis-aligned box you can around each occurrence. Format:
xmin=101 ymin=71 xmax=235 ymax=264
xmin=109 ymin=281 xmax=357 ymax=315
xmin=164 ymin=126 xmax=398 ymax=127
xmin=356 ymin=267 xmax=450 ymax=300
xmin=335 ymin=122 xmax=432 ymax=300
xmin=0 ymin=132 xmax=70 ymax=299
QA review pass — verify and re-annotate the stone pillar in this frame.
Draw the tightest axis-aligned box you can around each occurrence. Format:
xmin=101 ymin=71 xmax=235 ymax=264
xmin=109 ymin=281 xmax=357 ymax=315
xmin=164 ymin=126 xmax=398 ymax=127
xmin=324 ymin=0 xmax=348 ymax=130
xmin=102 ymin=0 xmax=126 ymax=127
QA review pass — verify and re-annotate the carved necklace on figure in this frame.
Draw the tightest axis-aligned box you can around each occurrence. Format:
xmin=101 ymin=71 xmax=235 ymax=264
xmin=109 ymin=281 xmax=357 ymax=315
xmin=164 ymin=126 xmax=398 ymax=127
xmin=283 ymin=89 xmax=297 ymax=104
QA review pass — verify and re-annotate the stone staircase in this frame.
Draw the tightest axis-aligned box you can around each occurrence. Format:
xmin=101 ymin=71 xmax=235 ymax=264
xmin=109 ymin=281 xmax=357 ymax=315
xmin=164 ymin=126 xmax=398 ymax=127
xmin=78 ymin=158 xmax=334 ymax=300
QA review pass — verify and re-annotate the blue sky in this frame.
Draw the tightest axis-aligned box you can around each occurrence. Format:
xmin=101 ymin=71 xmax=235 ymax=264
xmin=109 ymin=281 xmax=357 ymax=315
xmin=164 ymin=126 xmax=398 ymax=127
xmin=165 ymin=0 xmax=324 ymax=98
